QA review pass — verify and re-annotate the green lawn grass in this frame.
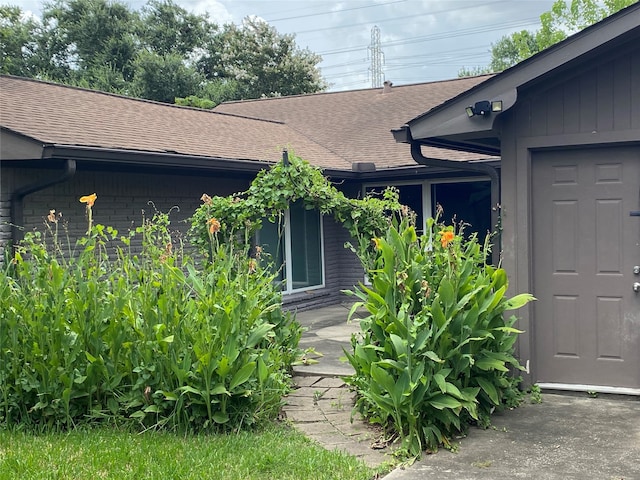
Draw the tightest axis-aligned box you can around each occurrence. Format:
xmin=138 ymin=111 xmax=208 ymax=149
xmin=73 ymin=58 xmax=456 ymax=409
xmin=0 ymin=423 xmax=378 ymax=480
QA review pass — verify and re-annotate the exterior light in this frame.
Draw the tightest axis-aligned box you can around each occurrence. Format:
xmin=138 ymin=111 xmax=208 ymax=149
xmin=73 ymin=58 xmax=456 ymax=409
xmin=466 ymin=99 xmax=502 ymax=117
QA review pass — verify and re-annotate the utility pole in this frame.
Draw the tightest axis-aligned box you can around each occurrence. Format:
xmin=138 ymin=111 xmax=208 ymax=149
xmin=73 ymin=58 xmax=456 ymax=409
xmin=368 ymin=25 xmax=384 ymax=88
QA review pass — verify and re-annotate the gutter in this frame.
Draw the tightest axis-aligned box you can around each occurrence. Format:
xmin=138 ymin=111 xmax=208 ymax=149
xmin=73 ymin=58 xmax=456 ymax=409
xmin=402 ymin=133 xmax=501 ymax=265
xmin=9 ymin=159 xmax=77 ymax=247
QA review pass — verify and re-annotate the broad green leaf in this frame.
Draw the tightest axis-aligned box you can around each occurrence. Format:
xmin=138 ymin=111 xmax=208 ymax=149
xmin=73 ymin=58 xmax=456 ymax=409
xmin=434 ymin=373 xmax=446 ymax=393
xmin=257 ymin=356 xmax=268 ymax=383
xmin=229 ymin=362 xmax=256 ymax=390
xmin=504 ymin=293 xmax=536 ymax=310
xmin=477 ymin=376 xmax=499 ymax=405
xmin=429 ymin=394 xmax=462 ymax=410
xmin=389 ymin=334 xmax=407 ymax=358
xmin=210 ymin=384 xmax=229 ymax=396
xmin=431 ymin=300 xmax=446 ymax=329
xmin=425 ymin=350 xmax=443 ymax=363
xmin=371 ymin=363 xmax=395 ymax=394
xmin=493 ymin=326 xmax=525 ymax=334
xmin=179 ymin=385 xmax=202 ymax=396
xmin=246 ymin=323 xmax=274 ymax=348
xmin=475 ymin=357 xmax=509 ymax=372
xmin=213 ymin=411 xmax=229 ymax=424
xmin=438 ymin=279 xmax=455 ymax=310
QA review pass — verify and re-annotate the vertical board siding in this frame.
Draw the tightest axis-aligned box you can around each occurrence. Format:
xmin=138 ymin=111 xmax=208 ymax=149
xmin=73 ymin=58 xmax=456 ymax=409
xmin=632 ymin=49 xmax=640 ymax=130
xmin=515 ymin=52 xmax=640 ymax=137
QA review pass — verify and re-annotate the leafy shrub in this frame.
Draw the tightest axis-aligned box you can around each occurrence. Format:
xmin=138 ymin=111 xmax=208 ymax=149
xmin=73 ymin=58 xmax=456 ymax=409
xmin=343 ymin=218 xmax=533 ymax=457
xmin=189 ymin=153 xmax=401 ymax=266
xmin=0 ymin=203 xmax=302 ymax=432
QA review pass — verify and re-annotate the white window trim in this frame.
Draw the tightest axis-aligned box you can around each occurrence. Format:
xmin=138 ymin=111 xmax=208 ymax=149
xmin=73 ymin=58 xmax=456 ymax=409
xmin=281 ymin=208 xmax=326 ymax=295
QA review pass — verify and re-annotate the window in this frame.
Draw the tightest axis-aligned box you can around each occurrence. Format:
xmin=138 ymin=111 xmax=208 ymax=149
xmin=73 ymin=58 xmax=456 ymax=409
xmin=364 ymin=178 xmax=491 ymax=240
xmin=256 ymin=201 xmax=324 ymax=293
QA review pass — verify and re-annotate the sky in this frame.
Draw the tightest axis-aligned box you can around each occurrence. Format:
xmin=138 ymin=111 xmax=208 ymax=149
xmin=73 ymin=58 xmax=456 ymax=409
xmin=14 ymin=0 xmax=557 ymax=91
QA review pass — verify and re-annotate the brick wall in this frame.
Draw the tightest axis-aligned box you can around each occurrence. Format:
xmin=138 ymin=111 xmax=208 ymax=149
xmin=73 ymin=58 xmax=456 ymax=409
xmin=1 ymin=165 xmax=367 ymax=310
xmin=1 ymin=165 xmax=251 ymax=265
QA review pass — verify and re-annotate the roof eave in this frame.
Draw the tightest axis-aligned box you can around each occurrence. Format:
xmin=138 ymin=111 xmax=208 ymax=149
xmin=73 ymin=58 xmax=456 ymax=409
xmin=39 ymin=144 xmax=275 ymax=173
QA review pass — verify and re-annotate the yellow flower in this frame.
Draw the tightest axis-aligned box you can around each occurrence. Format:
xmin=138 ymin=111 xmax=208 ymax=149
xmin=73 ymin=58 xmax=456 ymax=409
xmin=372 ymin=237 xmax=381 ymax=250
xmin=208 ymin=217 xmax=221 ymax=234
xmin=79 ymin=193 xmax=97 ymax=207
xmin=440 ymin=230 xmax=455 ymax=248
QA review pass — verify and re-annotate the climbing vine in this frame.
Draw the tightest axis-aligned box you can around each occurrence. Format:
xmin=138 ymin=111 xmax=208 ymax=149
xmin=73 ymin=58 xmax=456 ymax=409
xmin=189 ymin=152 xmax=402 ymax=265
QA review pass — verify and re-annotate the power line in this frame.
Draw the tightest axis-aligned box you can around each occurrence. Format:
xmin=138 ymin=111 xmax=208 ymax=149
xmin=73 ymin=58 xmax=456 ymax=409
xmin=291 ymin=1 xmax=507 ymax=35
xmin=264 ymin=0 xmax=408 ymax=23
xmin=318 ymin=17 xmax=539 ymax=56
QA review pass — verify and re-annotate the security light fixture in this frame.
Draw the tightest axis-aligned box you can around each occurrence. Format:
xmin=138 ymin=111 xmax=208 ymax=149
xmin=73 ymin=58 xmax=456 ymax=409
xmin=466 ymin=100 xmax=502 ymax=117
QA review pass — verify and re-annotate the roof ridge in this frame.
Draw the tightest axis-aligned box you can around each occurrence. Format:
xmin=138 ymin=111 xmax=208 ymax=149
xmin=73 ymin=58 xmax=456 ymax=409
xmin=218 ymin=74 xmax=496 ymax=106
xmin=0 ymin=74 xmax=291 ymax=126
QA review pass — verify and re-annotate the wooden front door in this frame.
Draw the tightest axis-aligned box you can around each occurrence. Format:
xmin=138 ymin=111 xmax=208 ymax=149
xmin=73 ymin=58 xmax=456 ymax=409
xmin=532 ymin=146 xmax=640 ymax=390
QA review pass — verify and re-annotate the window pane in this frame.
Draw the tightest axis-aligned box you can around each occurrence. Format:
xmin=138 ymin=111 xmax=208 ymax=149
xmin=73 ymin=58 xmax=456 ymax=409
xmin=366 ymin=184 xmax=423 ymax=232
xmin=432 ymin=181 xmax=491 ymax=242
xmin=257 ymin=217 xmax=285 ymax=282
xmin=289 ymin=201 xmax=323 ymax=289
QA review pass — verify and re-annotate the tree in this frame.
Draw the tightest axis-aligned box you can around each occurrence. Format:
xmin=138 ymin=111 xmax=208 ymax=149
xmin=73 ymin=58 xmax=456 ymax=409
xmin=136 ymin=0 xmax=215 ymax=57
xmin=0 ymin=1 xmax=327 ymax=105
xmin=44 ymin=0 xmax=138 ymax=83
xmin=198 ymin=16 xmax=326 ymax=100
xmin=0 ymin=6 xmax=38 ymax=76
xmin=132 ymin=51 xmax=203 ymax=103
xmin=459 ymin=0 xmax=637 ymax=76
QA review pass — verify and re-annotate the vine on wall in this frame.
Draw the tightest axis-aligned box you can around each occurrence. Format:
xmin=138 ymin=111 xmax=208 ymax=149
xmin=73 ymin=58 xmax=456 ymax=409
xmin=189 ymin=152 xmax=402 ymax=265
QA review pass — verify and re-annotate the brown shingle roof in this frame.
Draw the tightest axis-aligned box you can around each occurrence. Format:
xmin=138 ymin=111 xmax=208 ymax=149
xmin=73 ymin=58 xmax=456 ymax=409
xmin=0 ymin=75 xmax=351 ymax=170
xmin=214 ymin=76 xmax=494 ymax=169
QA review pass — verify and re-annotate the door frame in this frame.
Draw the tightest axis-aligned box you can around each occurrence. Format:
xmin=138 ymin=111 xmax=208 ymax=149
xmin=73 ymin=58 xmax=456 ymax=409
xmin=516 ymin=135 xmax=640 ymax=396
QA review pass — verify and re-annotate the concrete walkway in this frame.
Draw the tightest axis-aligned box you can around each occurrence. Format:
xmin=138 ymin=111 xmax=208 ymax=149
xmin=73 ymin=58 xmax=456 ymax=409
xmin=283 ymin=302 xmax=640 ymax=479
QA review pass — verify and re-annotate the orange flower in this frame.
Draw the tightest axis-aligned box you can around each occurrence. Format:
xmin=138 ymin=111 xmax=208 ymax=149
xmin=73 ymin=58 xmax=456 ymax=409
xmin=208 ymin=217 xmax=221 ymax=234
xmin=79 ymin=193 xmax=97 ymax=207
xmin=440 ymin=230 xmax=455 ymax=248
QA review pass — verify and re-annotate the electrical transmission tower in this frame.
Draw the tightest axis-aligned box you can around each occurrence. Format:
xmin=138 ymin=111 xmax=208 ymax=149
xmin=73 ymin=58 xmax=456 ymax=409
xmin=368 ymin=25 xmax=384 ymax=88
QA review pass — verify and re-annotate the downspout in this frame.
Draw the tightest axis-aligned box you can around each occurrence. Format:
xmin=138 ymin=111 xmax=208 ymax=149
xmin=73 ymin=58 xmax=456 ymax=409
xmin=9 ymin=159 xmax=77 ymax=247
xmin=409 ymin=141 xmax=501 ymax=265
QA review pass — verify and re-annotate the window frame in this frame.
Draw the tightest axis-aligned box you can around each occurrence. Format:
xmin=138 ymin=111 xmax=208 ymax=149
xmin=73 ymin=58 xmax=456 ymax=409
xmin=257 ymin=204 xmax=326 ymax=295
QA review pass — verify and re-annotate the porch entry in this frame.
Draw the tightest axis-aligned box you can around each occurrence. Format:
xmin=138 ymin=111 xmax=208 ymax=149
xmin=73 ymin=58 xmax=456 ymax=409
xmin=532 ymin=147 xmax=640 ymax=392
